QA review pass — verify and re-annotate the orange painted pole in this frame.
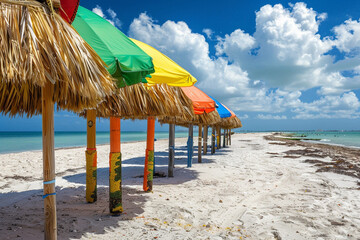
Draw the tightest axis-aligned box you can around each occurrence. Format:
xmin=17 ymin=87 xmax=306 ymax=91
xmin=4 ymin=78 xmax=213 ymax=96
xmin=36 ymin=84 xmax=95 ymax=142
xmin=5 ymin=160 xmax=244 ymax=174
xmin=144 ymin=117 xmax=155 ymax=192
xmin=86 ymin=109 xmax=97 ymax=203
xmin=109 ymin=117 xmax=122 ymax=214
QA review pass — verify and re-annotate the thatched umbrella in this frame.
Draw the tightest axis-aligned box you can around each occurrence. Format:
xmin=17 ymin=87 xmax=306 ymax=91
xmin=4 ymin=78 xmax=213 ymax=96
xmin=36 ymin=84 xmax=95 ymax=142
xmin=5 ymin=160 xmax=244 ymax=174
xmin=0 ymin=0 xmax=115 ymax=239
xmin=72 ymin=6 xmax=156 ymax=213
xmin=158 ymin=86 xmax=218 ymax=169
xmin=131 ymin=38 xmax=197 ymax=182
xmin=73 ymin=7 xmax=193 ymax=213
xmin=208 ymin=96 xmax=230 ymax=151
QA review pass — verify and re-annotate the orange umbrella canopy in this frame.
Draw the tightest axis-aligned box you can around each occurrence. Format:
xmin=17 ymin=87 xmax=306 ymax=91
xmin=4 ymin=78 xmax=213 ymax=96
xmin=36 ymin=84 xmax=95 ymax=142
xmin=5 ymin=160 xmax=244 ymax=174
xmin=180 ymin=86 xmax=215 ymax=114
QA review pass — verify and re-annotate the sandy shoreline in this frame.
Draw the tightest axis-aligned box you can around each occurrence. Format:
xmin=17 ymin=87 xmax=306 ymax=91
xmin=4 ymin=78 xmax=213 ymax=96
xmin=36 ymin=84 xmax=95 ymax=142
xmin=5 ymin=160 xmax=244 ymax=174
xmin=0 ymin=132 xmax=359 ymax=239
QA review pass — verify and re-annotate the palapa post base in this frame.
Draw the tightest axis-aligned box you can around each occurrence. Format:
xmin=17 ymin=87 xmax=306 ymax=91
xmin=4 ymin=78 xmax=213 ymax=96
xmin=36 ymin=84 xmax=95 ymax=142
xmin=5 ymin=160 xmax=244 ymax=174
xmin=144 ymin=116 xmax=155 ymax=192
xmin=187 ymin=124 xmax=193 ymax=168
xmin=229 ymin=130 xmax=232 ymax=145
xmin=168 ymin=124 xmax=175 ymax=177
xmin=86 ymin=109 xmax=97 ymax=203
xmin=217 ymin=126 xmax=221 ymax=149
xmin=223 ymin=129 xmax=226 ymax=147
xmin=203 ymin=126 xmax=208 ymax=155
xmin=86 ymin=150 xmax=97 ymax=203
xmin=211 ymin=127 xmax=215 ymax=154
xmin=109 ymin=117 xmax=122 ymax=214
xmin=109 ymin=152 xmax=122 ymax=214
xmin=198 ymin=124 xmax=202 ymax=163
xmin=144 ymin=149 xmax=154 ymax=192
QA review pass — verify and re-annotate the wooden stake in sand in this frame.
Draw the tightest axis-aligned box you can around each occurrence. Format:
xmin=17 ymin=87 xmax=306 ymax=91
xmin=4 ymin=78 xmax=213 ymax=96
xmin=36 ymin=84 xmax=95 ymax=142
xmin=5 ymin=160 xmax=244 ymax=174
xmin=223 ymin=129 xmax=226 ymax=147
xmin=168 ymin=124 xmax=175 ymax=177
xmin=86 ymin=109 xmax=97 ymax=203
xmin=203 ymin=126 xmax=208 ymax=155
xmin=187 ymin=124 xmax=193 ymax=167
xmin=42 ymin=82 xmax=57 ymax=240
xmin=198 ymin=124 xmax=202 ymax=163
xmin=144 ymin=117 xmax=155 ymax=192
xmin=217 ymin=126 xmax=221 ymax=149
xmin=109 ymin=117 xmax=122 ymax=214
xmin=229 ymin=130 xmax=232 ymax=145
xmin=211 ymin=127 xmax=216 ymax=154
xmin=227 ymin=129 xmax=230 ymax=146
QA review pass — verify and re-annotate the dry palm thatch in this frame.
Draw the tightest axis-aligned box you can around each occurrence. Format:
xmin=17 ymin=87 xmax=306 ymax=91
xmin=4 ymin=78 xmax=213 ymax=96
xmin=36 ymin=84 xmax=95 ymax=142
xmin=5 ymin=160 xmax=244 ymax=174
xmin=0 ymin=0 xmax=115 ymax=116
xmin=218 ymin=116 xmax=242 ymax=129
xmin=158 ymin=97 xmax=221 ymax=127
xmin=80 ymin=84 xmax=194 ymax=120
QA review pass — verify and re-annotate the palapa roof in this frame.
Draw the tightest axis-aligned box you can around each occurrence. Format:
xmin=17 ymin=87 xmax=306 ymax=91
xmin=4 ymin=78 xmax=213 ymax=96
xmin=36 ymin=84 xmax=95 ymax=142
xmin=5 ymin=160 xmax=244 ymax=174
xmin=158 ymin=86 xmax=220 ymax=126
xmin=85 ymin=84 xmax=194 ymax=120
xmin=218 ymin=116 xmax=242 ymax=129
xmin=0 ymin=0 xmax=115 ymax=116
xmin=74 ymin=7 xmax=192 ymax=119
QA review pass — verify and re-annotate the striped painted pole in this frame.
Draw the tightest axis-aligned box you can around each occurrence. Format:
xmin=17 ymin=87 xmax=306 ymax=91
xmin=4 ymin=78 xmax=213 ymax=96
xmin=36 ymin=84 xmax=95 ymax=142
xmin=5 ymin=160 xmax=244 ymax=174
xmin=109 ymin=117 xmax=122 ymax=214
xmin=143 ymin=117 xmax=155 ymax=192
xmin=86 ymin=109 xmax=97 ymax=203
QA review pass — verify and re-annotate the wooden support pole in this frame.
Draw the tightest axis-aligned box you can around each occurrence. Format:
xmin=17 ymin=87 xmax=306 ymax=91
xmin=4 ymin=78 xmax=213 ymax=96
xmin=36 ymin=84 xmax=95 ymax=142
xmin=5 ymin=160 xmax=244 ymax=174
xmin=187 ymin=124 xmax=193 ymax=168
xmin=42 ymin=82 xmax=57 ymax=240
xmin=109 ymin=117 xmax=122 ymax=214
xmin=86 ymin=109 xmax=97 ymax=203
xmin=203 ymin=125 xmax=208 ymax=155
xmin=216 ymin=126 xmax=221 ymax=149
xmin=168 ymin=124 xmax=175 ymax=177
xmin=211 ymin=127 xmax=215 ymax=154
xmin=229 ymin=129 xmax=232 ymax=145
xmin=144 ymin=117 xmax=155 ymax=192
xmin=226 ymin=129 xmax=229 ymax=146
xmin=198 ymin=124 xmax=202 ymax=163
xmin=223 ymin=129 xmax=226 ymax=147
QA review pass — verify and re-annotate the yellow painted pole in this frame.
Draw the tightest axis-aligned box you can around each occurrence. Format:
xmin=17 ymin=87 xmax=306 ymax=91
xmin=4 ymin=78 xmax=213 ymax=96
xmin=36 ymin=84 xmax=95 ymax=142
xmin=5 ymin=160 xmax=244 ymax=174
xmin=86 ymin=109 xmax=97 ymax=203
xmin=144 ymin=117 xmax=155 ymax=192
xmin=42 ymin=82 xmax=57 ymax=240
xmin=216 ymin=126 xmax=221 ymax=149
xmin=109 ymin=117 xmax=122 ymax=214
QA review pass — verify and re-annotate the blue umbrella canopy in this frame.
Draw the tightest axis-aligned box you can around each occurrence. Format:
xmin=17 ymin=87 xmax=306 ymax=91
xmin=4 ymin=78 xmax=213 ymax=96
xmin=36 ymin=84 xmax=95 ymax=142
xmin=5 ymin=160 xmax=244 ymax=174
xmin=209 ymin=96 xmax=232 ymax=118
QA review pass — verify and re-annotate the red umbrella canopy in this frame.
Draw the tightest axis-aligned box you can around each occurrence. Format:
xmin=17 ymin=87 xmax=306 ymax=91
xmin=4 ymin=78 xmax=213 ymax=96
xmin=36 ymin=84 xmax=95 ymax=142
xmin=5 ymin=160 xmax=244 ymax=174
xmin=59 ymin=0 xmax=80 ymax=23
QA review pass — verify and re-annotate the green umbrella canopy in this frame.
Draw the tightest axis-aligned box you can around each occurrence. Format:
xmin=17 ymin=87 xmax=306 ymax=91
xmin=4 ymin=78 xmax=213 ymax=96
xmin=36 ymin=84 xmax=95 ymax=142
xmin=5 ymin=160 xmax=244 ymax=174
xmin=72 ymin=6 xmax=154 ymax=88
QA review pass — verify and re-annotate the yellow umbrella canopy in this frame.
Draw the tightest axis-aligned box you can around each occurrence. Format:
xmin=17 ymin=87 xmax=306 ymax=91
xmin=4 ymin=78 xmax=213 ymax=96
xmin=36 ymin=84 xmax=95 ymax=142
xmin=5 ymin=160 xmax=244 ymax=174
xmin=131 ymin=38 xmax=197 ymax=87
xmin=0 ymin=0 xmax=115 ymax=116
xmin=131 ymin=38 xmax=200 ymax=123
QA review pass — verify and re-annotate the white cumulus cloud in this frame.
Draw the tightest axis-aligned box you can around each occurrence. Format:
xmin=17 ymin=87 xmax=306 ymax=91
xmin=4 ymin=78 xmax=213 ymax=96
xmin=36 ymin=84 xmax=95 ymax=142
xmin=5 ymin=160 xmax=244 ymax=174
xmin=92 ymin=5 xmax=122 ymax=28
xmin=127 ymin=3 xmax=360 ymax=120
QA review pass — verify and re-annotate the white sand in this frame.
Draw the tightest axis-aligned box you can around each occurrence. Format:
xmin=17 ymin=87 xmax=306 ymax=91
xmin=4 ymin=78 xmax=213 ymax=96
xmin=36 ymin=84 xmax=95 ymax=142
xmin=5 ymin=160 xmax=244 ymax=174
xmin=0 ymin=133 xmax=359 ymax=239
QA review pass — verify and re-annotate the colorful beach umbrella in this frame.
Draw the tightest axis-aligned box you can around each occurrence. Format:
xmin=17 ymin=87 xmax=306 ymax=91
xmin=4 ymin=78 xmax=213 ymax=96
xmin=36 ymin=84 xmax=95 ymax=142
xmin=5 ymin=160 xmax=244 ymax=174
xmin=0 ymin=1 xmax=115 ymax=239
xmin=73 ymin=6 xmax=154 ymax=87
xmin=73 ymin=7 xmax=191 ymax=213
xmin=208 ymin=96 xmax=232 ymax=149
xmin=59 ymin=0 xmax=80 ymax=24
xmin=131 ymin=38 xmax=198 ymax=182
xmin=209 ymin=97 xmax=232 ymax=119
xmin=72 ymin=6 xmax=157 ymax=214
xmin=131 ymin=38 xmax=197 ymax=87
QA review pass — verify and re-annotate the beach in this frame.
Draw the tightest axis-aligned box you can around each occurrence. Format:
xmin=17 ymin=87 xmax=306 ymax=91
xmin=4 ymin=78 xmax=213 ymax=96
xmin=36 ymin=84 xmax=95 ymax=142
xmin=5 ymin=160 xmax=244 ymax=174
xmin=0 ymin=132 xmax=359 ymax=239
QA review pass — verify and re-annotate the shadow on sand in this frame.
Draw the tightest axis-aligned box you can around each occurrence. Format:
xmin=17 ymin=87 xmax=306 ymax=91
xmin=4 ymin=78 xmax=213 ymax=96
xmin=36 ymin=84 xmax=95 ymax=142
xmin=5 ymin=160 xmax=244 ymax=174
xmin=0 ymin=144 xmax=229 ymax=239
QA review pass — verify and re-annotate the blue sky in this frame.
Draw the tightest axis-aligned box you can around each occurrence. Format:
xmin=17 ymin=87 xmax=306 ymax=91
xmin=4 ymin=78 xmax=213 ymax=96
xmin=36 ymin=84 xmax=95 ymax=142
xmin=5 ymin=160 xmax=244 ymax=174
xmin=1 ymin=0 xmax=360 ymax=131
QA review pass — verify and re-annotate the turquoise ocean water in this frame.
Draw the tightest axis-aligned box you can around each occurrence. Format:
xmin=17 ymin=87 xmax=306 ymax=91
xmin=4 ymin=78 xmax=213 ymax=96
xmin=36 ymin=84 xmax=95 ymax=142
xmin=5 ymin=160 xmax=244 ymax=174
xmin=0 ymin=131 xmax=195 ymax=154
xmin=291 ymin=131 xmax=360 ymax=148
